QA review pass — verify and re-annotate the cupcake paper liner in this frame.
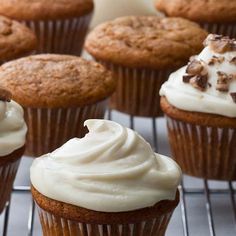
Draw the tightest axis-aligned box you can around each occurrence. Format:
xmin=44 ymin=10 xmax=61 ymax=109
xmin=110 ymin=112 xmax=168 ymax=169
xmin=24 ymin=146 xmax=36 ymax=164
xmin=97 ymin=61 xmax=172 ymax=117
xmin=23 ymin=13 xmax=92 ymax=55
xmin=200 ymin=22 xmax=236 ymax=38
xmin=24 ymin=100 xmax=107 ymax=157
xmin=37 ymin=204 xmax=173 ymax=236
xmin=166 ymin=116 xmax=236 ymax=180
xmin=0 ymin=146 xmax=25 ymax=213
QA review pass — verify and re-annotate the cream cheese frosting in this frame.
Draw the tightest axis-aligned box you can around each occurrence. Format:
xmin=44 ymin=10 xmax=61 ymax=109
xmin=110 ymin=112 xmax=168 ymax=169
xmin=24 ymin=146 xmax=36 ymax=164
xmin=90 ymin=0 xmax=158 ymax=28
xmin=0 ymin=99 xmax=27 ymax=156
xmin=160 ymin=35 xmax=236 ymax=118
xmin=30 ymin=119 xmax=181 ymax=212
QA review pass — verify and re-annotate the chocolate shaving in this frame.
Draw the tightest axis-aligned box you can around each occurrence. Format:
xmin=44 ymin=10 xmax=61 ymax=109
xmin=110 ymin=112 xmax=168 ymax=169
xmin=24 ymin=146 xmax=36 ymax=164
xmin=216 ymin=71 xmax=232 ymax=92
xmin=189 ymin=75 xmax=208 ymax=91
xmin=231 ymin=93 xmax=236 ymax=103
xmin=204 ymin=34 xmax=236 ymax=54
xmin=208 ymin=56 xmax=225 ymax=65
xmin=186 ymin=60 xmax=205 ymax=75
xmin=230 ymin=57 xmax=236 ymax=65
xmin=0 ymin=87 xmax=12 ymax=102
xmin=183 ymin=74 xmax=194 ymax=83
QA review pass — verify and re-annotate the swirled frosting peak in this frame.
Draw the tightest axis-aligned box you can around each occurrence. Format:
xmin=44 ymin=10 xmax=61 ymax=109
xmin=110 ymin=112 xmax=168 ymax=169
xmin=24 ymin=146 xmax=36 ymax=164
xmin=160 ymin=34 xmax=236 ymax=117
xmin=0 ymin=88 xmax=27 ymax=156
xmin=30 ymin=119 xmax=181 ymax=212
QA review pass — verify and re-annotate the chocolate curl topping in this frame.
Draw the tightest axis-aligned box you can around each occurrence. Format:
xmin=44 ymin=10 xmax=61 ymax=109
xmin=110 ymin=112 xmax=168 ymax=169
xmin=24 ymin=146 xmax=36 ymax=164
xmin=208 ymin=56 xmax=225 ymax=66
xmin=189 ymin=75 xmax=208 ymax=91
xmin=0 ymin=87 xmax=12 ymax=102
xmin=204 ymin=34 xmax=236 ymax=54
xmin=230 ymin=57 xmax=236 ymax=65
xmin=231 ymin=93 xmax=236 ymax=103
xmin=216 ymin=71 xmax=233 ymax=92
xmin=183 ymin=59 xmax=209 ymax=91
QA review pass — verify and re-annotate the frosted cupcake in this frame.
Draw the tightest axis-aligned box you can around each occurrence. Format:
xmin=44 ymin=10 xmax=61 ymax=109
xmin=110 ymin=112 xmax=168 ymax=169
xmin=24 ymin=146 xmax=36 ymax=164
xmin=160 ymin=34 xmax=236 ymax=180
xmin=31 ymin=119 xmax=181 ymax=236
xmin=0 ymin=87 xmax=27 ymax=213
xmin=0 ymin=0 xmax=94 ymax=55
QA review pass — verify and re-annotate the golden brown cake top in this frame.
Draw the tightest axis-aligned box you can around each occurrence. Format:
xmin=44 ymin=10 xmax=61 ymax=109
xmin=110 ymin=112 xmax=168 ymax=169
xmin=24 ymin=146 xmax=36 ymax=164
xmin=85 ymin=16 xmax=208 ymax=70
xmin=0 ymin=16 xmax=37 ymax=62
xmin=0 ymin=54 xmax=116 ymax=108
xmin=156 ymin=0 xmax=236 ymax=23
xmin=0 ymin=0 xmax=94 ymax=21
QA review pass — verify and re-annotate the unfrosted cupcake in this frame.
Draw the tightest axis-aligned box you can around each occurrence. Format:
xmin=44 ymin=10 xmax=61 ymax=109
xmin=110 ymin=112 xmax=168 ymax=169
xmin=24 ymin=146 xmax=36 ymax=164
xmin=31 ymin=119 xmax=182 ymax=236
xmin=0 ymin=87 xmax=27 ymax=213
xmin=85 ymin=16 xmax=207 ymax=117
xmin=160 ymin=34 xmax=236 ymax=180
xmin=156 ymin=0 xmax=236 ymax=38
xmin=0 ymin=54 xmax=115 ymax=157
xmin=0 ymin=15 xmax=36 ymax=64
xmin=0 ymin=0 xmax=94 ymax=55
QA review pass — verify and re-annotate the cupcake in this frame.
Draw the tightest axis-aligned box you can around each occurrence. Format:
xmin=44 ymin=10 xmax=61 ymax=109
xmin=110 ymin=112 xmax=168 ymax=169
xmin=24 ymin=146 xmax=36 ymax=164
xmin=85 ymin=16 xmax=207 ymax=117
xmin=156 ymin=0 xmax=236 ymax=38
xmin=0 ymin=87 xmax=27 ymax=213
xmin=0 ymin=15 xmax=36 ymax=64
xmin=160 ymin=34 xmax=236 ymax=180
xmin=0 ymin=0 xmax=94 ymax=55
xmin=31 ymin=119 xmax=182 ymax=236
xmin=91 ymin=0 xmax=157 ymax=28
xmin=0 ymin=54 xmax=115 ymax=157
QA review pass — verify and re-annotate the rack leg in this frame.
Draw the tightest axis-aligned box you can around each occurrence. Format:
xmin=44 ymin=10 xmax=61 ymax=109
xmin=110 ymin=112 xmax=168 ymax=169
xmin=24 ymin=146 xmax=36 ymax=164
xmin=228 ymin=181 xmax=236 ymax=229
xmin=179 ymin=181 xmax=189 ymax=236
xmin=27 ymin=198 xmax=35 ymax=236
xmin=152 ymin=118 xmax=158 ymax=152
xmin=204 ymin=180 xmax=216 ymax=236
xmin=130 ymin=116 xmax=134 ymax=130
xmin=3 ymin=200 xmax=11 ymax=236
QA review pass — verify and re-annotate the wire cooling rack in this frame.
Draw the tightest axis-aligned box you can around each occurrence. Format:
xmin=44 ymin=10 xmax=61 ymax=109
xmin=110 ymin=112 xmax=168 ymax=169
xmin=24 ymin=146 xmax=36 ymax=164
xmin=1 ymin=111 xmax=236 ymax=236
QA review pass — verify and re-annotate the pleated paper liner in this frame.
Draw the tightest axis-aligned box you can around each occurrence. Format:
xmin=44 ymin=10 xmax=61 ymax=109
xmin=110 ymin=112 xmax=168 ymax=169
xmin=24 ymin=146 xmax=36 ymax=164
xmin=0 ymin=146 xmax=25 ymax=213
xmin=32 ymin=187 xmax=179 ymax=236
xmin=23 ymin=13 xmax=92 ymax=55
xmin=24 ymin=100 xmax=107 ymax=157
xmin=200 ymin=22 xmax=236 ymax=38
xmin=161 ymin=98 xmax=236 ymax=180
xmin=96 ymin=61 xmax=172 ymax=117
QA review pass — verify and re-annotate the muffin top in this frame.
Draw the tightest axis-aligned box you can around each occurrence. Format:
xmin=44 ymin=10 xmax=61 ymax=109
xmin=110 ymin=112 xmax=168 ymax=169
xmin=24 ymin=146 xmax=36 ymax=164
xmin=160 ymin=34 xmax=236 ymax=118
xmin=0 ymin=87 xmax=27 ymax=156
xmin=85 ymin=16 xmax=208 ymax=70
xmin=0 ymin=16 xmax=37 ymax=63
xmin=0 ymin=54 xmax=116 ymax=108
xmin=31 ymin=119 xmax=182 ymax=212
xmin=156 ymin=0 xmax=236 ymax=23
xmin=0 ymin=0 xmax=94 ymax=21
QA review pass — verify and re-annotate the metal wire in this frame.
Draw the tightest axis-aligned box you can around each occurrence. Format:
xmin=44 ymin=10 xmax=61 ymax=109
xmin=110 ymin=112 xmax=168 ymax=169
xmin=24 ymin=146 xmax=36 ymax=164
xmin=1 ymin=113 xmax=236 ymax=236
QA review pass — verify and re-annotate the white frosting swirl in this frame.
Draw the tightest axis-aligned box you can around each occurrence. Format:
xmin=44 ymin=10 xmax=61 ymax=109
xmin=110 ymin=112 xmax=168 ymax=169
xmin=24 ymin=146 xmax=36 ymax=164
xmin=90 ymin=0 xmax=158 ymax=28
xmin=0 ymin=100 xmax=27 ymax=156
xmin=30 ymin=119 xmax=181 ymax=212
xmin=160 ymin=46 xmax=236 ymax=117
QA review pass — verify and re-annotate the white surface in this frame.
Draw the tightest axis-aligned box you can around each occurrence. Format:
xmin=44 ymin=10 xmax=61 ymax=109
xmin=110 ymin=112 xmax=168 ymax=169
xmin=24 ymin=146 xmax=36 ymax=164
xmin=0 ymin=113 xmax=235 ymax=235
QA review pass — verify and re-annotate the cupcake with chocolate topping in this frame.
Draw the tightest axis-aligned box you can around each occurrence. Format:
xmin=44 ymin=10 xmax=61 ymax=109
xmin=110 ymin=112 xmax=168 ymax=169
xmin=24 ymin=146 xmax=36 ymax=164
xmin=160 ymin=34 xmax=236 ymax=180
xmin=0 ymin=87 xmax=27 ymax=213
xmin=156 ymin=0 xmax=236 ymax=38
xmin=31 ymin=119 xmax=181 ymax=236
